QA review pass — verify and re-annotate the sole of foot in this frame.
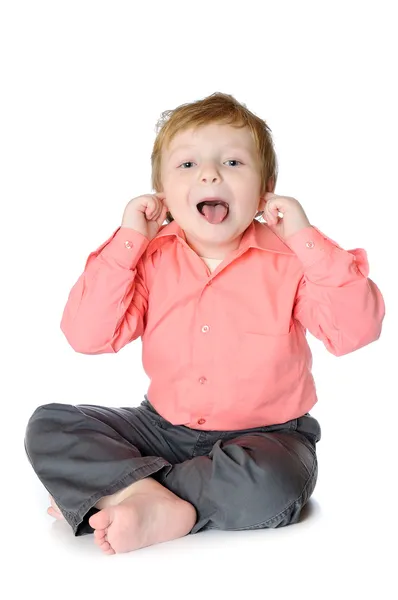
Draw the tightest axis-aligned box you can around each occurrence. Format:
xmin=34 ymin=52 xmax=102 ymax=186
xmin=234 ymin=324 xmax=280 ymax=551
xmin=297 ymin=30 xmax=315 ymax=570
xmin=88 ymin=477 xmax=197 ymax=555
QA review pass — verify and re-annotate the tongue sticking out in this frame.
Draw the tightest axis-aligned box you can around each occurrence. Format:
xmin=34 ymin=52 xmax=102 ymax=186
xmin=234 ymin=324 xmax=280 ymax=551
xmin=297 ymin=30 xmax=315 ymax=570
xmin=201 ymin=203 xmax=229 ymax=224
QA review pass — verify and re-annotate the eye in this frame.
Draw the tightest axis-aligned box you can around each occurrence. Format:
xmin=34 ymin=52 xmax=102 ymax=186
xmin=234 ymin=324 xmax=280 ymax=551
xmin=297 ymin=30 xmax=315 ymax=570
xmin=178 ymin=160 xmax=243 ymax=169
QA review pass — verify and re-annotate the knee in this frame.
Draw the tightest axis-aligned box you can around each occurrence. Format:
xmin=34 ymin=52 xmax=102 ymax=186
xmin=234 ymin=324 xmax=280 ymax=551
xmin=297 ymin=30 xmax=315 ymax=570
xmin=24 ymin=403 xmax=68 ymax=463
xmin=252 ymin=449 xmax=318 ymax=528
xmin=210 ymin=437 xmax=318 ymax=529
xmin=222 ymin=433 xmax=317 ymax=495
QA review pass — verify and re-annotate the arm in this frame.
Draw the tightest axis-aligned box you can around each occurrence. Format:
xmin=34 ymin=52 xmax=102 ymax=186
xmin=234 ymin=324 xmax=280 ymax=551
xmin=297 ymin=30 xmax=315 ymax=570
xmin=60 ymin=226 xmax=150 ymax=354
xmin=286 ymin=226 xmax=386 ymax=356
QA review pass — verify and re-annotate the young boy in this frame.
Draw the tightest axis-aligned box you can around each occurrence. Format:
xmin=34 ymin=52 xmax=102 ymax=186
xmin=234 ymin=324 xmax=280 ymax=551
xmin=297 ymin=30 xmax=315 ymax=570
xmin=24 ymin=92 xmax=385 ymax=555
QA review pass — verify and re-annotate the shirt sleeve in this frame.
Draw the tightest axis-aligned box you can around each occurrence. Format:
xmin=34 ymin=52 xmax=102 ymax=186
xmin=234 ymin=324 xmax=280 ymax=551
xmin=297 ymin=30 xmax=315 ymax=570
xmin=60 ymin=226 xmax=150 ymax=354
xmin=284 ymin=225 xmax=386 ymax=356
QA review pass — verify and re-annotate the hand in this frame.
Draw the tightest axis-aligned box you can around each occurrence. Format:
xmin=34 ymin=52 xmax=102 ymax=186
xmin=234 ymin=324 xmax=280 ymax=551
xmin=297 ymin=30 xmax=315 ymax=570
xmin=121 ymin=193 xmax=169 ymax=241
xmin=261 ymin=192 xmax=312 ymax=240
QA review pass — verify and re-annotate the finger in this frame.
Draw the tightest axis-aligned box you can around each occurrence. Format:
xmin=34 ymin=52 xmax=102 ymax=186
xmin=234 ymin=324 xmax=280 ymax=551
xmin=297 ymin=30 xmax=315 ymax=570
xmin=152 ymin=195 xmax=167 ymax=212
xmin=267 ymin=204 xmax=280 ymax=221
xmin=157 ymin=207 xmax=168 ymax=224
xmin=265 ymin=206 xmax=277 ymax=225
xmin=156 ymin=199 xmax=168 ymax=215
xmin=153 ymin=193 xmax=167 ymax=203
xmin=149 ymin=201 xmax=166 ymax=222
xmin=158 ymin=204 xmax=168 ymax=219
xmin=146 ymin=204 xmax=154 ymax=218
xmin=146 ymin=196 xmax=160 ymax=217
xmin=154 ymin=198 xmax=167 ymax=216
xmin=150 ymin=207 xmax=161 ymax=222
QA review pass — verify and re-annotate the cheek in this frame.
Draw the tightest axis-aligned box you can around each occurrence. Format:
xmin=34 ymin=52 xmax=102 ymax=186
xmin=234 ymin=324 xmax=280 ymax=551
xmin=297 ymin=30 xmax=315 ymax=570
xmin=169 ymin=176 xmax=190 ymax=195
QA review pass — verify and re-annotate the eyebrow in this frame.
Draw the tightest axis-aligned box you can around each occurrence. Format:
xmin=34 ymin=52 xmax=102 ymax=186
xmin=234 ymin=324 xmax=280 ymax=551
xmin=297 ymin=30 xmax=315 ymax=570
xmin=168 ymin=145 xmax=253 ymax=158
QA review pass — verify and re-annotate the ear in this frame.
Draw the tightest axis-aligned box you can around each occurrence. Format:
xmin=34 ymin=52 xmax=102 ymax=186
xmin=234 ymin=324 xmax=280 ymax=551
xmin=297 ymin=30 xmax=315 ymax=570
xmin=267 ymin=176 xmax=276 ymax=192
xmin=258 ymin=177 xmax=276 ymax=211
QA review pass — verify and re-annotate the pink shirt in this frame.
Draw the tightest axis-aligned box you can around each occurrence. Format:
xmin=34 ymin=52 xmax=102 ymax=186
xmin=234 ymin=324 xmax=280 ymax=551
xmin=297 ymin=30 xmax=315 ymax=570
xmin=61 ymin=219 xmax=385 ymax=430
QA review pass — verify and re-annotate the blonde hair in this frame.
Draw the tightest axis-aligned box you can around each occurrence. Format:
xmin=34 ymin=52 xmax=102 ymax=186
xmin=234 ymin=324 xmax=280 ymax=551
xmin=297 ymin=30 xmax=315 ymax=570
xmin=150 ymin=92 xmax=278 ymax=223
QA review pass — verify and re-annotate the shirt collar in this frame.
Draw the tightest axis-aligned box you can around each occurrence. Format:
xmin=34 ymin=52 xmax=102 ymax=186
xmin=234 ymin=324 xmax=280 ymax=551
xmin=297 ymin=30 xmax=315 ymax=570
xmin=145 ymin=218 xmax=296 ymax=258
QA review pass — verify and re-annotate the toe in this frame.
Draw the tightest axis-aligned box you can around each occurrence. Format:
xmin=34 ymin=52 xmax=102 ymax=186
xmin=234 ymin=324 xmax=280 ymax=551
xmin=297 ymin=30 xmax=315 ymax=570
xmin=94 ymin=528 xmax=107 ymax=543
xmin=99 ymin=539 xmax=115 ymax=555
xmin=89 ymin=508 xmax=112 ymax=531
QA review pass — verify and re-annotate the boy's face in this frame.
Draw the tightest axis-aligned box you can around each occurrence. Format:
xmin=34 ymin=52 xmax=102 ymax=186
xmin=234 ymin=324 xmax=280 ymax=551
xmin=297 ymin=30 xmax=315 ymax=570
xmin=160 ymin=122 xmax=266 ymax=258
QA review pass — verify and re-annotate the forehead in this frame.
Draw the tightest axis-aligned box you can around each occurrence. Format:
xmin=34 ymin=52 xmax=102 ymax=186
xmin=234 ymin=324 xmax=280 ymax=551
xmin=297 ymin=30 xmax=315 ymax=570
xmin=165 ymin=123 xmax=256 ymax=156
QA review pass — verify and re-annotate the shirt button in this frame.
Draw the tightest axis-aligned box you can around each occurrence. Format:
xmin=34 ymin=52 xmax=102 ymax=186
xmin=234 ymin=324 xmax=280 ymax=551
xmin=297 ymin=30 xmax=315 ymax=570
xmin=199 ymin=377 xmax=207 ymax=384
xmin=201 ymin=325 xmax=210 ymax=333
xmin=124 ymin=241 xmax=133 ymax=249
xmin=197 ymin=418 xmax=206 ymax=425
xmin=306 ymin=241 xmax=315 ymax=249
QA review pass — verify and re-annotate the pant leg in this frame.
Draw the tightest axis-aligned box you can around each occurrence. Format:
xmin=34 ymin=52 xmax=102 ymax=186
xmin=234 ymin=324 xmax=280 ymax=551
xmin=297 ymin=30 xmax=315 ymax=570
xmin=24 ymin=399 xmax=197 ymax=536
xmin=201 ymin=426 xmax=318 ymax=532
xmin=150 ymin=411 xmax=321 ymax=533
xmin=25 ymin=396 xmax=321 ymax=537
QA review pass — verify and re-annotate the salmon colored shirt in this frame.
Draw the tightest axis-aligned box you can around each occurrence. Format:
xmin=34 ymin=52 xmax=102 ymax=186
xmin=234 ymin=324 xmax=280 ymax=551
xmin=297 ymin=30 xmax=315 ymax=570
xmin=60 ymin=219 xmax=385 ymax=430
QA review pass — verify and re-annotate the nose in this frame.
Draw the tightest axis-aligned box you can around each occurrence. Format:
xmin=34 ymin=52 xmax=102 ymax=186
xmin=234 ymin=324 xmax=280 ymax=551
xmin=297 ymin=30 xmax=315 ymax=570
xmin=200 ymin=162 xmax=220 ymax=183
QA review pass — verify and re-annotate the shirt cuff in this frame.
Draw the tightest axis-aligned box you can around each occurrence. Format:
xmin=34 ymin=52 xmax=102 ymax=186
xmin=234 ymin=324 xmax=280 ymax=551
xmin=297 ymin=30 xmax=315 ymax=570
xmin=99 ymin=226 xmax=150 ymax=269
xmin=283 ymin=225 xmax=342 ymax=268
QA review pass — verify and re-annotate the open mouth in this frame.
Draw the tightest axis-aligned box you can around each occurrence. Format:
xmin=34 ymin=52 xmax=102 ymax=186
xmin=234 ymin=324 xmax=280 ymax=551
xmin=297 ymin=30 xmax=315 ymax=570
xmin=196 ymin=199 xmax=230 ymax=224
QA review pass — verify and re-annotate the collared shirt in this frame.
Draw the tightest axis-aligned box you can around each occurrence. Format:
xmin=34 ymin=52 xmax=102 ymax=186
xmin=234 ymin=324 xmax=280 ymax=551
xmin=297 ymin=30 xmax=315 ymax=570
xmin=199 ymin=256 xmax=223 ymax=272
xmin=60 ymin=219 xmax=385 ymax=430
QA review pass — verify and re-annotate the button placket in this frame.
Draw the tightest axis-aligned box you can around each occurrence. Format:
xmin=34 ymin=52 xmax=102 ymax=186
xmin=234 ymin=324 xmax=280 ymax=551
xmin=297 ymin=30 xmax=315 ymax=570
xmin=197 ymin=321 xmax=210 ymax=424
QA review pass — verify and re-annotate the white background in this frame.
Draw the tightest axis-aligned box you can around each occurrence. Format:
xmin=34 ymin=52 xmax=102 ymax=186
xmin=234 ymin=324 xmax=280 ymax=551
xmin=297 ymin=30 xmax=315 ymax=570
xmin=1 ymin=1 xmax=396 ymax=598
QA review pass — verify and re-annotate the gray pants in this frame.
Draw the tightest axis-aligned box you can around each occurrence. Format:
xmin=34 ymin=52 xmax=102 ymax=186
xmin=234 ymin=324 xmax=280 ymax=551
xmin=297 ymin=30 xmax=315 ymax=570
xmin=24 ymin=395 xmax=321 ymax=536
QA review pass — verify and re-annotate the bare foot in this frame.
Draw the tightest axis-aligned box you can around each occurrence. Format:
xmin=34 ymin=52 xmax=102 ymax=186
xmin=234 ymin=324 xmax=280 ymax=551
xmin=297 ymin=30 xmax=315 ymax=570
xmin=88 ymin=477 xmax=197 ymax=555
xmin=47 ymin=495 xmax=65 ymax=520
